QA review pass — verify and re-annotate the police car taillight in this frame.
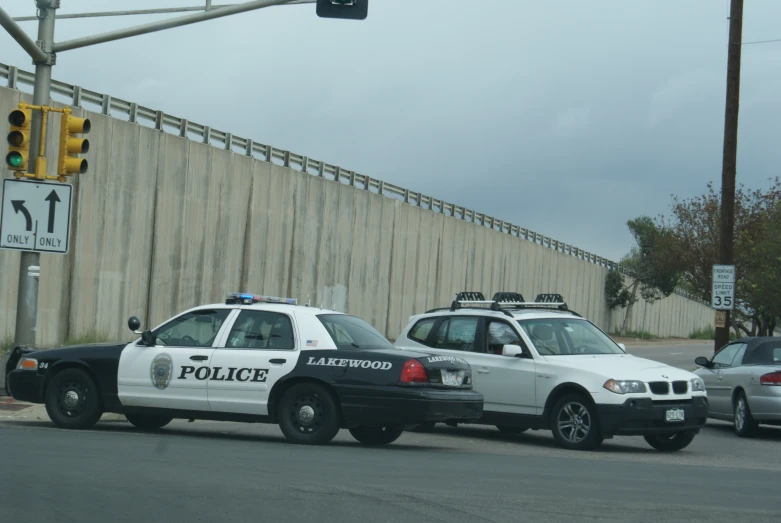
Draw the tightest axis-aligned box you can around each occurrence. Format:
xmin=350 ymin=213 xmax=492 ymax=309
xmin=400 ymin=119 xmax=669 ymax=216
xmin=399 ymin=359 xmax=428 ymax=384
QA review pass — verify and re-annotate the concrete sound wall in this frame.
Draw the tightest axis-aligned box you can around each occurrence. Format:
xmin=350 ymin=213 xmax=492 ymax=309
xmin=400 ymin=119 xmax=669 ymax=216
xmin=0 ymin=84 xmax=716 ymax=347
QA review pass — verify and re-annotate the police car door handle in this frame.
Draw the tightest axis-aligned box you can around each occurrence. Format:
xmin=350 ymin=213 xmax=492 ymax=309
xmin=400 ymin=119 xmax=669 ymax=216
xmin=270 ymin=359 xmax=286 ymax=364
xmin=477 ymin=367 xmax=490 ymax=374
xmin=190 ymin=355 xmax=208 ymax=361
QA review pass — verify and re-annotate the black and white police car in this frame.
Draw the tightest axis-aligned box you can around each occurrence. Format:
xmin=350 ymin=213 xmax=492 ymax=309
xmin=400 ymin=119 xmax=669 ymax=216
xmin=394 ymin=291 xmax=709 ymax=451
xmin=6 ymin=293 xmax=483 ymax=445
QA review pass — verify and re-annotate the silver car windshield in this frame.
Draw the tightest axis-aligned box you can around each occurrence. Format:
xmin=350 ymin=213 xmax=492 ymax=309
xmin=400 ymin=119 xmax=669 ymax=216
xmin=517 ymin=318 xmax=625 ymax=356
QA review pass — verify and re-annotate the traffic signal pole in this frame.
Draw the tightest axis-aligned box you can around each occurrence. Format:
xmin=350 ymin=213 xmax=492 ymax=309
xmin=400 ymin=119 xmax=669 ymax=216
xmin=1 ymin=0 xmax=366 ymax=349
xmin=14 ymin=0 xmax=56 ymax=347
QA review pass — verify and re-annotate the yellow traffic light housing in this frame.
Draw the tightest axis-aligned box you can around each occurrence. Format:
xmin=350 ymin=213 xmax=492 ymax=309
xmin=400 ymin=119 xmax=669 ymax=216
xmin=6 ymin=106 xmax=32 ymax=172
xmin=57 ymin=109 xmax=90 ymax=176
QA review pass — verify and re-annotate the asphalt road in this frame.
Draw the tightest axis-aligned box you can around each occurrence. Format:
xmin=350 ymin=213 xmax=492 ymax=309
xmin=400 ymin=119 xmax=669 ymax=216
xmin=625 ymin=341 xmax=713 ymax=370
xmin=1 ymin=417 xmax=780 ymax=523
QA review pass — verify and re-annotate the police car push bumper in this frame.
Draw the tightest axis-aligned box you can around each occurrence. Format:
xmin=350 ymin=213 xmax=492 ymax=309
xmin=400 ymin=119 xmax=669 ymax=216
xmin=6 ymin=293 xmax=485 ymax=447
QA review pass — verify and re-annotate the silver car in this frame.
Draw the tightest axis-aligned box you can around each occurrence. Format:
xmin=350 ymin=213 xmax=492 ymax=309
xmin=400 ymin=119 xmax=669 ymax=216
xmin=694 ymin=337 xmax=781 ymax=437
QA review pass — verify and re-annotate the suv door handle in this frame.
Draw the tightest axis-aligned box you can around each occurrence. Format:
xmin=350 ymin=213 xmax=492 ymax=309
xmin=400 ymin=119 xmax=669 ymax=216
xmin=190 ymin=355 xmax=208 ymax=361
xmin=477 ymin=367 xmax=490 ymax=374
xmin=270 ymin=359 xmax=286 ymax=364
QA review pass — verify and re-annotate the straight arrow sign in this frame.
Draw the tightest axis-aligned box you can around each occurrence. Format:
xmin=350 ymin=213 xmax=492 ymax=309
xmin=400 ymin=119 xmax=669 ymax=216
xmin=11 ymin=200 xmax=32 ymax=231
xmin=45 ymin=190 xmax=60 ymax=234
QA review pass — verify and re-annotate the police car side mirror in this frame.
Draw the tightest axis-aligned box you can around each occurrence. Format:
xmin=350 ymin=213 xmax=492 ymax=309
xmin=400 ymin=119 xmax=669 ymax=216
xmin=128 ymin=316 xmax=141 ymax=333
xmin=502 ymin=345 xmax=526 ymax=358
xmin=140 ymin=330 xmax=155 ymax=347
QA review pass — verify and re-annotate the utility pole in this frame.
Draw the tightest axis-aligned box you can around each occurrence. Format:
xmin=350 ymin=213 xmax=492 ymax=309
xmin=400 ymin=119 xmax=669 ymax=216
xmin=715 ymin=0 xmax=744 ymax=353
xmin=14 ymin=0 xmax=57 ymax=347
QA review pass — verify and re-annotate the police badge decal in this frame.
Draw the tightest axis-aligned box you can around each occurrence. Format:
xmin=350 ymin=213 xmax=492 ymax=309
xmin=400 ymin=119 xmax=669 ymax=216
xmin=150 ymin=353 xmax=174 ymax=390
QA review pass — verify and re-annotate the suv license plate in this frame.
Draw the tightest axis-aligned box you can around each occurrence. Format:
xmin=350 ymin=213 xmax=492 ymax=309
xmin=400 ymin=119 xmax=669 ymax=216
xmin=665 ymin=408 xmax=685 ymax=422
xmin=441 ymin=370 xmax=463 ymax=387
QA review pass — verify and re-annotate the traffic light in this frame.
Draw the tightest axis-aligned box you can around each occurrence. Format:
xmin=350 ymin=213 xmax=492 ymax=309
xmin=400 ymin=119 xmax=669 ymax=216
xmin=316 ymin=0 xmax=368 ymax=20
xmin=57 ymin=110 xmax=91 ymax=176
xmin=6 ymin=106 xmax=32 ymax=172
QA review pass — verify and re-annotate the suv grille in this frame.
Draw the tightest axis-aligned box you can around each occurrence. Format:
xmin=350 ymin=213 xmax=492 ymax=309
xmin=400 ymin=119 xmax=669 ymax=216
xmin=672 ymin=381 xmax=688 ymax=394
xmin=649 ymin=381 xmax=670 ymax=395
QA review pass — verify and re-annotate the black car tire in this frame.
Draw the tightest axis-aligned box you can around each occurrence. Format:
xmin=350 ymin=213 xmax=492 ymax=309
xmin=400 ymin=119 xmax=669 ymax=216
xmin=734 ymin=391 xmax=759 ymax=438
xmin=278 ymin=382 xmax=341 ymax=445
xmin=550 ymin=393 xmax=603 ymax=450
xmin=125 ymin=413 xmax=173 ymax=431
xmin=643 ymin=431 xmax=696 ymax=451
xmin=496 ymin=425 xmax=528 ymax=434
xmin=44 ymin=368 xmax=102 ymax=430
xmin=349 ymin=425 xmax=404 ymax=445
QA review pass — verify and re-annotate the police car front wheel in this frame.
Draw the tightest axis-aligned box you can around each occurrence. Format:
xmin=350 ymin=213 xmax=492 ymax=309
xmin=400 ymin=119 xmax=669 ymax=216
xmin=278 ymin=382 xmax=341 ymax=445
xmin=349 ymin=425 xmax=404 ymax=445
xmin=44 ymin=368 xmax=102 ymax=430
xmin=125 ymin=413 xmax=173 ymax=431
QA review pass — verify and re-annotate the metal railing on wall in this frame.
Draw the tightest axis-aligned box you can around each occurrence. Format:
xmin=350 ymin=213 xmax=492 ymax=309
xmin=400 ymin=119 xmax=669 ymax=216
xmin=0 ymin=62 xmax=707 ymax=306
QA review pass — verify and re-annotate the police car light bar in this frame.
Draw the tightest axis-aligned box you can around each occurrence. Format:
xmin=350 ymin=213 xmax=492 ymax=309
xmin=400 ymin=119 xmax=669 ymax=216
xmin=225 ymin=293 xmax=297 ymax=305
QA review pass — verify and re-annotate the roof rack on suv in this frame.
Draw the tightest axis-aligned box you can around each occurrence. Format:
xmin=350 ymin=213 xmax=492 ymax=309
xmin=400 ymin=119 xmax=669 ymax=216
xmin=422 ymin=291 xmax=581 ymax=317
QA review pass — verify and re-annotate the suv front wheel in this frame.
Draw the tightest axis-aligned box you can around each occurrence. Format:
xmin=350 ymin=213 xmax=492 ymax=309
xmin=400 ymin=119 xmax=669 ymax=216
xmin=550 ymin=393 xmax=603 ymax=450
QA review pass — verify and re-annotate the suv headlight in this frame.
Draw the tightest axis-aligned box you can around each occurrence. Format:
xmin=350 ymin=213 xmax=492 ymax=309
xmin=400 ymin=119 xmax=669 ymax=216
xmin=691 ymin=377 xmax=705 ymax=392
xmin=16 ymin=357 xmax=38 ymax=370
xmin=603 ymin=379 xmax=646 ymax=394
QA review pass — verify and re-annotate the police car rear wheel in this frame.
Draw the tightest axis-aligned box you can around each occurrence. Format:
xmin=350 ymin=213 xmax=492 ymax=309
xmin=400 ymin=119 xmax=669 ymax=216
xmin=349 ymin=425 xmax=404 ymax=445
xmin=125 ymin=413 xmax=173 ymax=431
xmin=44 ymin=368 xmax=102 ymax=430
xmin=278 ymin=382 xmax=341 ymax=445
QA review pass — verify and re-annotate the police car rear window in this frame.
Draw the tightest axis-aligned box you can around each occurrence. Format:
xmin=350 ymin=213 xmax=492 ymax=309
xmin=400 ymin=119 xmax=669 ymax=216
xmin=317 ymin=314 xmax=395 ymax=350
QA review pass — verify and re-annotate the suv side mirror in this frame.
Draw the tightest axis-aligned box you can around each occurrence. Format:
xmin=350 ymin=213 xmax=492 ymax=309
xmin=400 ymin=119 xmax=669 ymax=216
xmin=140 ymin=330 xmax=156 ymax=347
xmin=617 ymin=343 xmax=626 ymax=351
xmin=128 ymin=316 xmax=141 ymax=333
xmin=695 ymin=356 xmax=711 ymax=368
xmin=503 ymin=345 xmax=527 ymax=358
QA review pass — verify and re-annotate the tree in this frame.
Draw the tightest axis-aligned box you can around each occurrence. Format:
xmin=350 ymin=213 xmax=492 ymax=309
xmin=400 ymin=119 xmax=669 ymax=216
xmin=613 ymin=217 xmax=681 ymax=337
xmin=657 ymin=177 xmax=781 ymax=336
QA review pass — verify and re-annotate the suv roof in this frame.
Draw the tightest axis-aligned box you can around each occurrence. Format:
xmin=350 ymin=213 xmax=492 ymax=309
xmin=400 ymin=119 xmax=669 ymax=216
xmin=421 ymin=291 xmax=582 ymax=320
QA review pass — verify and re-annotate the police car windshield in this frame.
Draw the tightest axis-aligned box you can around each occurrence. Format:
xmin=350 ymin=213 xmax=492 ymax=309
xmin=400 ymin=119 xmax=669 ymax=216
xmin=517 ymin=317 xmax=624 ymax=356
xmin=317 ymin=314 xmax=395 ymax=350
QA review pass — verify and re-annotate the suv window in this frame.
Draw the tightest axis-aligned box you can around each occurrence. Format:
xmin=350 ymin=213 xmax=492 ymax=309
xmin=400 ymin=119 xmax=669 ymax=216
xmin=517 ymin=318 xmax=623 ymax=355
xmin=225 ymin=310 xmax=295 ymax=350
xmin=485 ymin=320 xmax=522 ymax=355
xmin=408 ymin=318 xmax=437 ymax=344
xmin=154 ymin=308 xmax=232 ymax=347
xmin=317 ymin=314 xmax=395 ymax=350
xmin=433 ymin=317 xmax=479 ymax=351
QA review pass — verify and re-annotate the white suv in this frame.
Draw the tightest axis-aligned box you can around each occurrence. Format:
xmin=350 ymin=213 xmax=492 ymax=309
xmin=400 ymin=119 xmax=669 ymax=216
xmin=394 ymin=292 xmax=710 ymax=451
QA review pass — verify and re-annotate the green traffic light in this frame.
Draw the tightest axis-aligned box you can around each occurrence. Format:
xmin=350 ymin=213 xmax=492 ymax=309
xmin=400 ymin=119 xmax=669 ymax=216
xmin=6 ymin=151 xmax=23 ymax=168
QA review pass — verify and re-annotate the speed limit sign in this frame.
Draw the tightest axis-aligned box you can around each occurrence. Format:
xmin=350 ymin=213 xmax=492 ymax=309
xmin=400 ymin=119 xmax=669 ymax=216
xmin=712 ymin=265 xmax=735 ymax=311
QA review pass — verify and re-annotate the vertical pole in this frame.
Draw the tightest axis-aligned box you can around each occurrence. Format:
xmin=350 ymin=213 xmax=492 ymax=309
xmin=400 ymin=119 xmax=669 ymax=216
xmin=14 ymin=1 xmax=56 ymax=347
xmin=715 ymin=0 xmax=743 ymax=353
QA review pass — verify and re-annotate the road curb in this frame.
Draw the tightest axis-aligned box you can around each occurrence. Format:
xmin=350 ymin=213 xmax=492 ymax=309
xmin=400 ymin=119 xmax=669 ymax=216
xmin=0 ymin=400 xmax=127 ymax=423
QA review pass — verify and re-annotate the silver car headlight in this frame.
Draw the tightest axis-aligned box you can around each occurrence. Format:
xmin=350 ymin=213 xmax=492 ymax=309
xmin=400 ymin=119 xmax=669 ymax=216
xmin=691 ymin=377 xmax=705 ymax=392
xmin=603 ymin=379 xmax=647 ymax=394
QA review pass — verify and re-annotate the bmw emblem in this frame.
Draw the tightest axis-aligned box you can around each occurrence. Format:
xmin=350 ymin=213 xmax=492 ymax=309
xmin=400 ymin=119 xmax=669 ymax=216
xmin=150 ymin=353 xmax=173 ymax=390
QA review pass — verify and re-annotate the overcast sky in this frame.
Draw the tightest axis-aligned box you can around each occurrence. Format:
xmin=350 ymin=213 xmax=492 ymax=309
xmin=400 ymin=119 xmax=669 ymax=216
xmin=2 ymin=0 xmax=780 ymax=262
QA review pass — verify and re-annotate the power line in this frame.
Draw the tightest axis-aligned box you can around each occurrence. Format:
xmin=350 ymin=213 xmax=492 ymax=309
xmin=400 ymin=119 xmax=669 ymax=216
xmin=742 ymin=37 xmax=781 ymax=45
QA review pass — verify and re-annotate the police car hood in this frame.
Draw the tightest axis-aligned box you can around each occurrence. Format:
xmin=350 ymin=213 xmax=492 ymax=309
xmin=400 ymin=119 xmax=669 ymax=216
xmin=542 ymin=353 xmax=697 ymax=381
xmin=29 ymin=342 xmax=128 ymax=359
